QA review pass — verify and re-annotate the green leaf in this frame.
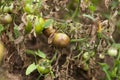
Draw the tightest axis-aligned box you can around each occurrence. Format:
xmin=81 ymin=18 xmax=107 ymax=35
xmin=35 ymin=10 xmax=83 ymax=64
xmin=50 ymin=71 xmax=55 ymax=78
xmin=0 ymin=24 xmax=4 ymax=36
xmin=103 ymin=13 xmax=110 ymax=19
xmin=25 ymin=49 xmax=35 ymax=55
xmin=118 ymin=11 xmax=120 ymax=15
xmin=114 ymin=60 xmax=120 ymax=75
xmin=43 ymin=19 xmax=53 ymax=28
xmin=25 ymin=21 xmax=32 ymax=34
xmin=72 ymin=0 xmax=80 ymax=19
xmin=112 ymin=43 xmax=120 ymax=48
xmin=99 ymin=63 xmax=109 ymax=70
xmin=99 ymin=63 xmax=111 ymax=80
xmin=111 ymin=1 xmax=119 ymax=9
xmin=70 ymin=38 xmax=86 ymax=42
xmin=35 ymin=50 xmax=46 ymax=58
xmin=88 ymin=5 xmax=96 ymax=13
xmin=26 ymin=63 xmax=37 ymax=75
xmin=83 ymin=14 xmax=95 ymax=21
xmin=111 ymin=67 xmax=117 ymax=78
xmin=14 ymin=26 xmax=20 ymax=38
xmin=50 ymin=50 xmax=57 ymax=63
xmin=91 ymin=0 xmax=100 ymax=5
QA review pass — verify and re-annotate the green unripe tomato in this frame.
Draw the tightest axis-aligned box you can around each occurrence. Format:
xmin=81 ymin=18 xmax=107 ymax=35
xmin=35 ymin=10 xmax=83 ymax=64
xmin=37 ymin=59 xmax=51 ymax=74
xmin=99 ymin=54 xmax=105 ymax=59
xmin=83 ymin=63 xmax=89 ymax=71
xmin=107 ymin=47 xmax=118 ymax=57
xmin=23 ymin=4 xmax=34 ymax=14
xmin=3 ymin=6 xmax=10 ymax=13
xmin=9 ymin=3 xmax=14 ymax=13
xmin=0 ymin=3 xmax=13 ymax=13
xmin=0 ymin=6 xmax=9 ymax=13
xmin=37 ymin=66 xmax=50 ymax=74
xmin=4 ymin=14 xmax=12 ymax=23
xmin=34 ymin=18 xmax=45 ymax=35
xmin=0 ymin=14 xmax=12 ymax=24
xmin=82 ymin=52 xmax=90 ymax=60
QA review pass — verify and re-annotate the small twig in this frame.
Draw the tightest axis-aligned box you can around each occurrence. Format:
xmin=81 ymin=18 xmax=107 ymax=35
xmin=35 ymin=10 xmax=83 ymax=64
xmin=21 ymin=13 xmax=27 ymax=25
xmin=54 ymin=50 xmax=61 ymax=79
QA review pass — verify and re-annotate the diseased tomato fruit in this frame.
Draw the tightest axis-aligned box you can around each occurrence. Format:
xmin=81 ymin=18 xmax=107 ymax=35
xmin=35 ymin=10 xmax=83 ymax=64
xmin=0 ymin=41 xmax=4 ymax=65
xmin=37 ymin=59 xmax=51 ymax=74
xmin=43 ymin=26 xmax=55 ymax=37
xmin=34 ymin=18 xmax=45 ymax=35
xmin=52 ymin=33 xmax=70 ymax=47
xmin=0 ymin=14 xmax=12 ymax=24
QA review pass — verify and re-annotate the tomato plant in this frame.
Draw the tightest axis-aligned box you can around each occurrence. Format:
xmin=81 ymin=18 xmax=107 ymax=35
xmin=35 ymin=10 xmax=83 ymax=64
xmin=25 ymin=50 xmax=53 ymax=77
